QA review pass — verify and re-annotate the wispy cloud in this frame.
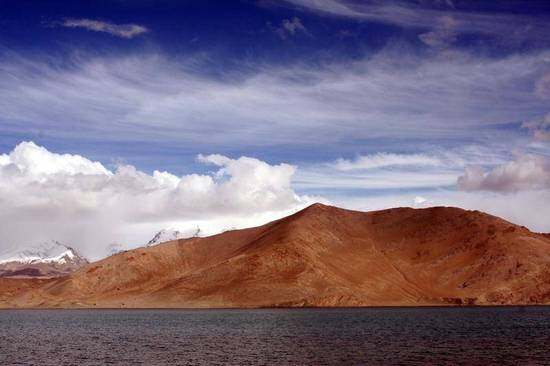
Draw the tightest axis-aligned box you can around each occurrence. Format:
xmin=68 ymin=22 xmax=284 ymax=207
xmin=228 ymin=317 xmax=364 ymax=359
xmin=59 ymin=18 xmax=148 ymax=39
xmin=0 ymin=49 xmax=548 ymax=150
xmin=418 ymin=15 xmax=458 ymax=48
xmin=331 ymin=153 xmax=442 ymax=171
xmin=278 ymin=0 xmax=550 ymax=42
xmin=535 ymin=72 xmax=550 ymax=100
xmin=295 ymin=146 xmax=511 ymax=192
xmin=522 ymin=113 xmax=550 ymax=141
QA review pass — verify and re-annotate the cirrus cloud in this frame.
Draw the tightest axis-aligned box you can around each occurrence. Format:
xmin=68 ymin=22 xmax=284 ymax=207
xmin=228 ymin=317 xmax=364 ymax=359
xmin=277 ymin=0 xmax=550 ymax=42
xmin=331 ymin=153 xmax=442 ymax=171
xmin=1 ymin=49 xmax=549 ymax=150
xmin=59 ymin=18 xmax=148 ymax=39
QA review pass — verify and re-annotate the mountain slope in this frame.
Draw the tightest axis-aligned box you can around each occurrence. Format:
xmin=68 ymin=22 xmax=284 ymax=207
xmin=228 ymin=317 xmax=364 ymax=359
xmin=0 ymin=241 xmax=88 ymax=278
xmin=1 ymin=204 xmax=550 ymax=308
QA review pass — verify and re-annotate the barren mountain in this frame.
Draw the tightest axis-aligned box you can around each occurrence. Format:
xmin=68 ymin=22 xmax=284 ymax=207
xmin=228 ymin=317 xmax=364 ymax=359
xmin=1 ymin=204 xmax=550 ymax=308
xmin=0 ymin=241 xmax=88 ymax=279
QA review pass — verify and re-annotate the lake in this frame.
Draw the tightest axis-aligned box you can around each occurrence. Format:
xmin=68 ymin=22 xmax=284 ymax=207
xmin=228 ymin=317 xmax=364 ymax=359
xmin=1 ymin=307 xmax=549 ymax=365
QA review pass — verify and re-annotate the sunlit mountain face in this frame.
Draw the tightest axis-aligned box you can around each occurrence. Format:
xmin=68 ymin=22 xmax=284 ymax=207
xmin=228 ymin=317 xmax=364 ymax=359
xmin=0 ymin=0 xmax=549 ymax=259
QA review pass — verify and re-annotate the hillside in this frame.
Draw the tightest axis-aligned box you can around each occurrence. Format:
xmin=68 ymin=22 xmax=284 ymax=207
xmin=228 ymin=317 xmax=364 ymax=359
xmin=1 ymin=204 xmax=550 ymax=308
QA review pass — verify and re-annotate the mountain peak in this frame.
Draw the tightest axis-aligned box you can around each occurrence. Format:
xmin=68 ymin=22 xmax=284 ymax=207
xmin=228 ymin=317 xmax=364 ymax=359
xmin=0 ymin=240 xmax=88 ymax=278
xmin=0 ymin=240 xmax=87 ymax=265
xmin=295 ymin=202 xmax=339 ymax=217
xmin=305 ymin=202 xmax=332 ymax=210
xmin=147 ymin=228 xmax=200 ymax=247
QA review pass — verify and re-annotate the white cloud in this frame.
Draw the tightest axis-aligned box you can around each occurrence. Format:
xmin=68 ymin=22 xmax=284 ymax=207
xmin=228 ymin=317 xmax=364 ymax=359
xmin=278 ymin=0 xmax=550 ymax=41
xmin=296 ymin=168 xmax=458 ymax=190
xmin=1 ymin=142 xmax=549 ymax=261
xmin=331 ymin=153 xmax=442 ymax=171
xmin=294 ymin=146 xmax=512 ymax=192
xmin=59 ymin=18 xmax=148 ymax=39
xmin=1 ymin=50 xmax=548 ymax=149
xmin=2 ymin=141 xmax=111 ymax=177
xmin=413 ymin=196 xmax=428 ymax=206
xmin=457 ymin=153 xmax=550 ymax=192
xmin=0 ymin=142 xmax=314 ymax=259
xmin=272 ymin=17 xmax=308 ymax=39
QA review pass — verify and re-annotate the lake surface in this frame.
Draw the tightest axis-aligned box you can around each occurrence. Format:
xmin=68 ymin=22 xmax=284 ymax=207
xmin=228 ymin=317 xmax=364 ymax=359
xmin=0 ymin=307 xmax=549 ymax=365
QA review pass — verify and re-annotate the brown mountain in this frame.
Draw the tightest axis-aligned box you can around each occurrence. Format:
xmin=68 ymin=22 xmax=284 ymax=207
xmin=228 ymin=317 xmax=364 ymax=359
xmin=1 ymin=204 xmax=550 ymax=308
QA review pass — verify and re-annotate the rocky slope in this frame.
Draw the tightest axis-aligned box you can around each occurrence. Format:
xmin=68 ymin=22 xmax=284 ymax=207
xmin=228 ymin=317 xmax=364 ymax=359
xmin=1 ymin=204 xmax=549 ymax=308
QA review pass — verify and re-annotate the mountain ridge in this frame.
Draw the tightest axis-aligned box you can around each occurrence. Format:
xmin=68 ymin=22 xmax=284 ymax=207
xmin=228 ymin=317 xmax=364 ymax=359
xmin=1 ymin=203 xmax=549 ymax=308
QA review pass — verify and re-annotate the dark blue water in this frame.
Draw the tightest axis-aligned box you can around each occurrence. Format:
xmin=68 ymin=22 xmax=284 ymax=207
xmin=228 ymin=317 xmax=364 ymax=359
xmin=0 ymin=307 xmax=549 ymax=365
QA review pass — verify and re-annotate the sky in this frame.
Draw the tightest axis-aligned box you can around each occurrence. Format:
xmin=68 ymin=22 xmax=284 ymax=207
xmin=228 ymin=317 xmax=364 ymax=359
xmin=1 ymin=0 xmax=549 ymax=259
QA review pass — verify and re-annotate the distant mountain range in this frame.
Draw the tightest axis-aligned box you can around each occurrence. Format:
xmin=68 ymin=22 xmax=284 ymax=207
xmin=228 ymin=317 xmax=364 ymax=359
xmin=1 ymin=203 xmax=549 ymax=308
xmin=0 ymin=240 xmax=88 ymax=278
xmin=0 ymin=229 xmax=202 ymax=278
xmin=147 ymin=228 xmax=201 ymax=247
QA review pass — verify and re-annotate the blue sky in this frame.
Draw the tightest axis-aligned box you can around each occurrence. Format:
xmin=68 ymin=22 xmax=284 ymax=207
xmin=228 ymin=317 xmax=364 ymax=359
xmin=1 ymin=0 xmax=549 ymax=257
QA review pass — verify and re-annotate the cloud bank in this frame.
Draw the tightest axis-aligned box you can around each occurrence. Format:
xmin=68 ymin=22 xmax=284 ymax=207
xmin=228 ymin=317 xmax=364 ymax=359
xmin=457 ymin=153 xmax=550 ymax=192
xmin=1 ymin=141 xmax=549 ymax=260
xmin=0 ymin=142 xmax=313 ymax=259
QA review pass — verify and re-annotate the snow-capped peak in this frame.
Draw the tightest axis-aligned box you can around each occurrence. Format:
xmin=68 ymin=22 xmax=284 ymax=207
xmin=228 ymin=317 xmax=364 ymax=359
xmin=147 ymin=228 xmax=201 ymax=247
xmin=0 ymin=240 xmax=87 ymax=265
xmin=106 ymin=243 xmax=125 ymax=256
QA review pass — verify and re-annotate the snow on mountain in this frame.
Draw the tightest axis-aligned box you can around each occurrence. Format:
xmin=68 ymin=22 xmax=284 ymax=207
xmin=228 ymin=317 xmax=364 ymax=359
xmin=0 ymin=240 xmax=87 ymax=265
xmin=147 ymin=228 xmax=201 ymax=247
xmin=106 ymin=243 xmax=126 ymax=256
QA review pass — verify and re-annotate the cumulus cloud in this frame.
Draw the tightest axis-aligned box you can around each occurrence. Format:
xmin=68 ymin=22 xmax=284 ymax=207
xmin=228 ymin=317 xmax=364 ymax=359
xmin=0 ymin=142 xmax=313 ymax=259
xmin=1 ymin=141 xmax=549 ymax=260
xmin=59 ymin=18 xmax=148 ymax=38
xmin=457 ymin=153 xmax=550 ymax=192
xmin=331 ymin=153 xmax=442 ymax=171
